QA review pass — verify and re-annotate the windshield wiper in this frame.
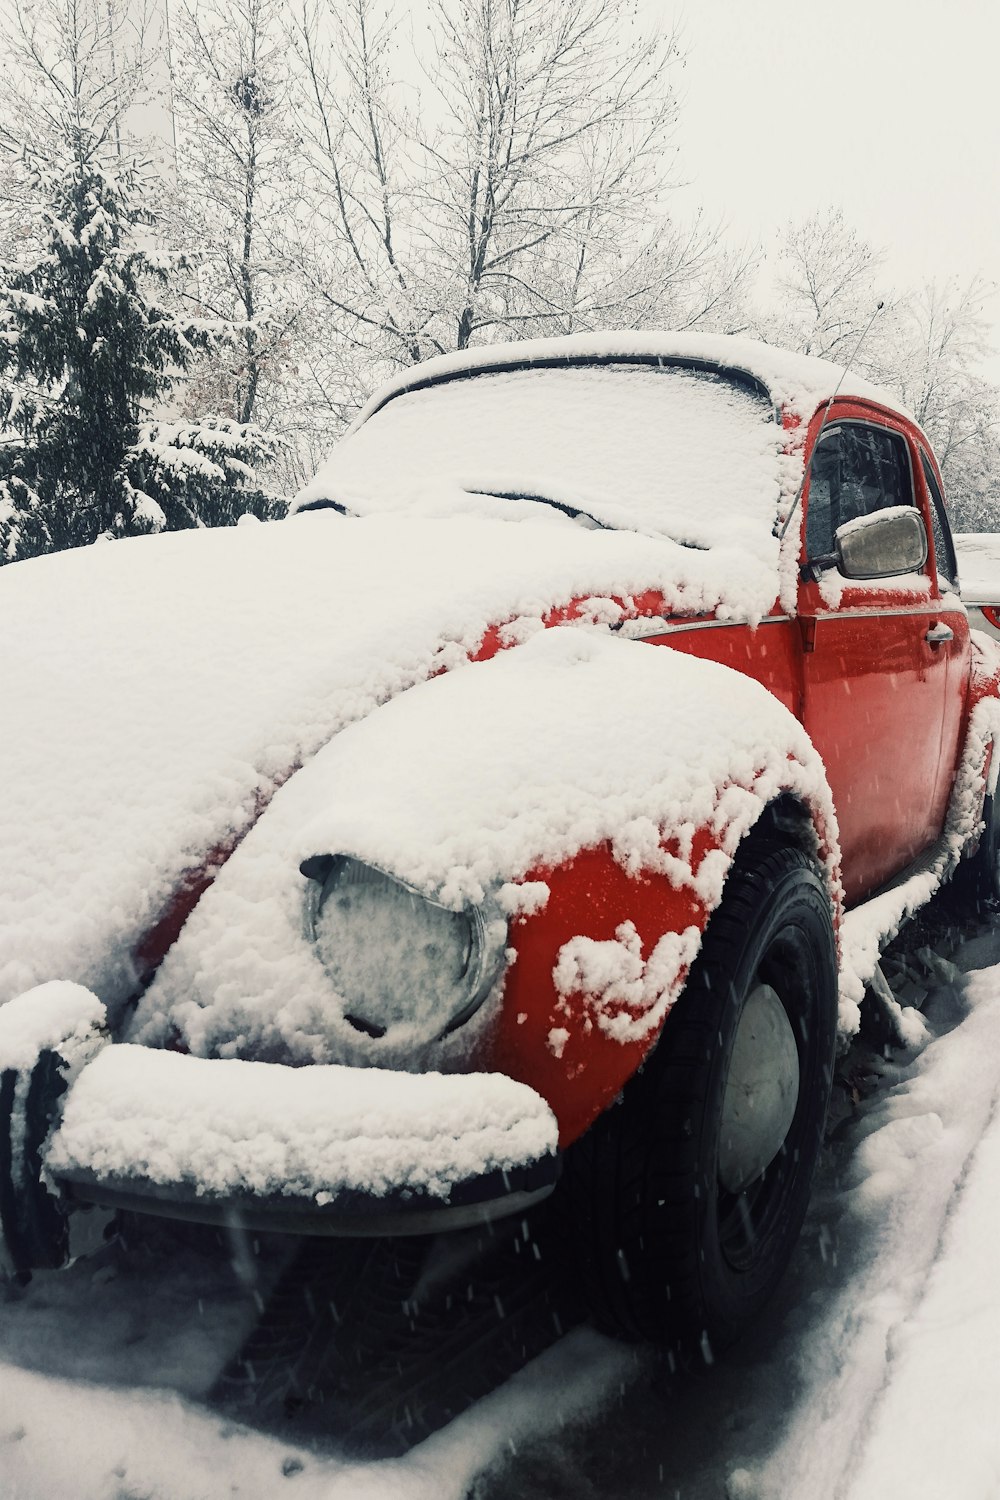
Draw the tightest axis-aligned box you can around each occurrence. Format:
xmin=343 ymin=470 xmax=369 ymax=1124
xmin=461 ymin=488 xmax=711 ymax=549
xmin=294 ymin=496 xmax=356 ymax=518
xmin=462 ymin=487 xmax=609 ymax=530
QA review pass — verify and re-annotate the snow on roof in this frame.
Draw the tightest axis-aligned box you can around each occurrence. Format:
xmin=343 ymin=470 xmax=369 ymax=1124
xmin=0 ymin=511 xmax=786 ymax=1016
xmin=955 ymin=532 xmax=1000 ymax=603
xmin=345 ymin=330 xmax=912 ymax=433
xmin=129 ymin=629 xmax=836 ymax=1069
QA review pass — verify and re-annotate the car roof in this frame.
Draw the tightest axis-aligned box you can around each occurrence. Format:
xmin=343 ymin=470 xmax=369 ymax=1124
xmin=955 ymin=533 xmax=1000 ymax=604
xmin=351 ymin=331 xmax=914 ymax=433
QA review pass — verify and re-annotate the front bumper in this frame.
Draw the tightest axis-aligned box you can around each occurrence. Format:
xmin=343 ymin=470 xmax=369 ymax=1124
xmin=45 ymin=1045 xmax=560 ymax=1238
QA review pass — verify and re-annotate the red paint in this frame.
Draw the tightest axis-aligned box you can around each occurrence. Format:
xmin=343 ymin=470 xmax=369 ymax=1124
xmin=640 ymin=619 xmax=798 ymax=715
xmin=792 ymin=400 xmax=969 ymax=902
xmin=485 ymin=842 xmax=710 ymax=1146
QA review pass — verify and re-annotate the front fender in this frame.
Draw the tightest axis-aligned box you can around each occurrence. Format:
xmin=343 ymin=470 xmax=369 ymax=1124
xmin=488 ymin=843 xmax=710 ymax=1146
xmin=130 ymin=629 xmax=841 ymax=1124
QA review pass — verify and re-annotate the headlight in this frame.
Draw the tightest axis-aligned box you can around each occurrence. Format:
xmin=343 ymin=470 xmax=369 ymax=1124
xmin=300 ymin=854 xmax=507 ymax=1043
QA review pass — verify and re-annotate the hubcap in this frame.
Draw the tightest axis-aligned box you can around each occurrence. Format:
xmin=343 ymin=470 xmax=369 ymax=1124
xmin=718 ymin=983 xmax=800 ymax=1196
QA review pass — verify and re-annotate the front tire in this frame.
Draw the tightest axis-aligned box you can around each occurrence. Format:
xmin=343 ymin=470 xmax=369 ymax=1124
xmin=563 ymin=841 xmax=837 ymax=1356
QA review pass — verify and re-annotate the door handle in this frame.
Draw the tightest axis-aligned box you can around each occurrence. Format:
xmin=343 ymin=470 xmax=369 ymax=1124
xmin=925 ymin=623 xmax=954 ymax=646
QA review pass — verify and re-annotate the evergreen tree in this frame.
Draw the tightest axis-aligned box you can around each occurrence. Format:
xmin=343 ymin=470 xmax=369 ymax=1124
xmin=0 ymin=135 xmax=284 ymax=564
xmin=125 ymin=417 xmax=282 ymax=531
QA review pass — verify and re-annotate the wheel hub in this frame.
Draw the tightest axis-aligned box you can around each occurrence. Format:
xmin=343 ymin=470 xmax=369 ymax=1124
xmin=717 ymin=983 xmax=800 ymax=1196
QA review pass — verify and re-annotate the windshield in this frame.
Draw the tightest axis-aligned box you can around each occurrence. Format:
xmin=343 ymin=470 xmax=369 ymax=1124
xmin=299 ymin=362 xmax=782 ymax=555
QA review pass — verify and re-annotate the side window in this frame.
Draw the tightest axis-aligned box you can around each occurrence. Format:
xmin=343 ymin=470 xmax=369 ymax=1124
xmin=919 ymin=451 xmax=959 ymax=590
xmin=805 ymin=422 xmax=914 ymax=561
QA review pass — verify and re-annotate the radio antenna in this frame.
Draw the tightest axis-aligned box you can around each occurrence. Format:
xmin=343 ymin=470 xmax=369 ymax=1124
xmin=778 ymin=300 xmax=885 ymax=541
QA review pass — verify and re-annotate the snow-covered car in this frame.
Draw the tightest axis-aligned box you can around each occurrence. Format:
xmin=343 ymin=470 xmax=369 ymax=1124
xmin=3 ymin=333 xmax=1000 ymax=1357
xmin=955 ymin=532 xmax=1000 ymax=642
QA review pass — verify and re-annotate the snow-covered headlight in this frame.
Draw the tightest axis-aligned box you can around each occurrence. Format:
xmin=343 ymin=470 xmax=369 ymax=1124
xmin=300 ymin=854 xmax=507 ymax=1043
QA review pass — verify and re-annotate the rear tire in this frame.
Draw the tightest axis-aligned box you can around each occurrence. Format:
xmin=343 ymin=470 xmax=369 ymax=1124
xmin=562 ymin=841 xmax=837 ymax=1356
xmin=958 ymin=787 xmax=1000 ymax=912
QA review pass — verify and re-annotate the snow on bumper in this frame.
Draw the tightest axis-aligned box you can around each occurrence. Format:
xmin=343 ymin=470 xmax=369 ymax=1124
xmin=45 ymin=1046 xmax=560 ymax=1232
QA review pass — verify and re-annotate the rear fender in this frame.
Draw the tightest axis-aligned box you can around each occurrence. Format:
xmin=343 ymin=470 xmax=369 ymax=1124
xmin=960 ymin=634 xmax=1000 ymax=850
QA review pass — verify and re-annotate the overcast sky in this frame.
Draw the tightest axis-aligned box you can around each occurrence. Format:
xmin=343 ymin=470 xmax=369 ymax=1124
xmin=670 ymin=0 xmax=999 ymax=362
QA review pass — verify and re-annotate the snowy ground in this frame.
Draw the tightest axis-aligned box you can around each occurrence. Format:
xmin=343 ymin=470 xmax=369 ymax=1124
xmin=2 ymin=901 xmax=999 ymax=1500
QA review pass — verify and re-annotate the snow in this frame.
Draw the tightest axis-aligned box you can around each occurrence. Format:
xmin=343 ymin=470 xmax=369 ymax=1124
xmin=734 ymin=936 xmax=1000 ymax=1500
xmin=0 ymin=511 xmax=792 ymax=1016
xmin=6 ymin=332 xmax=1000 ymax=1494
xmin=0 ymin=984 xmax=108 ymax=1278
xmin=955 ymin=531 xmax=1000 ymax=603
xmin=47 ymin=1045 xmax=558 ymax=1202
xmin=0 ymin=1318 xmax=635 ymax=1500
xmin=837 ymin=691 xmax=1000 ymax=1031
xmin=552 ymin=919 xmax=702 ymax=1046
xmin=324 ymin=331 xmax=915 ymax=438
xmin=296 ymin=363 xmax=787 ymax=568
xmin=815 ymin=567 xmax=931 ymax=613
xmin=5 ymin=915 xmax=1000 ymax=1499
xmin=837 ymin=982 xmax=1000 ymax=1499
xmin=0 ymin=982 xmax=106 ymax=1075
xmin=128 ymin=628 xmax=836 ymax=1069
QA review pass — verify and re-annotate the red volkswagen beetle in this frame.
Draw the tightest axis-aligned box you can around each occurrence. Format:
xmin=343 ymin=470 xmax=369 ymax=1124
xmin=2 ymin=333 xmax=998 ymax=1357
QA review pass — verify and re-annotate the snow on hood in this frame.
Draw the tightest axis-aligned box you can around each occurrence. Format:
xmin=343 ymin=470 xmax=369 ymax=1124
xmin=0 ymin=509 xmax=783 ymax=1013
xmin=129 ymin=629 xmax=837 ymax=1071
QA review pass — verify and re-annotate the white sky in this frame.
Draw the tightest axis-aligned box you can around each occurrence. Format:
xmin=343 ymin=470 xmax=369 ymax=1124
xmin=669 ymin=0 xmax=1000 ymax=360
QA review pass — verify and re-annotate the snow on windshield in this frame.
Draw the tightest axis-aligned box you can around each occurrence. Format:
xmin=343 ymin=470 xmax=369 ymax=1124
xmin=298 ymin=363 xmax=782 ymax=559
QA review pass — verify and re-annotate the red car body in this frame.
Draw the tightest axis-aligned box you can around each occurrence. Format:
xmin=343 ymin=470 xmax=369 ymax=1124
xmin=4 ymin=333 xmax=999 ymax=1349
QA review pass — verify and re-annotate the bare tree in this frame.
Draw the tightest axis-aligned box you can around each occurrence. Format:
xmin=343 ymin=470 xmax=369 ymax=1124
xmin=757 ymin=212 xmax=999 ymax=530
xmin=169 ymin=0 xmax=306 ymax=433
xmin=0 ymin=0 xmax=288 ymax=557
xmin=758 ymin=208 xmax=892 ymax=365
xmin=0 ymin=0 xmax=165 ymax=277
xmin=0 ymin=0 xmax=162 ymax=169
xmin=287 ymin=0 xmax=745 ymax=377
xmin=887 ymin=277 xmax=1000 ymax=530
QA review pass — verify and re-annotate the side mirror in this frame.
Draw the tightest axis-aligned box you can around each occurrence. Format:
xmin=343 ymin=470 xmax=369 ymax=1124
xmin=836 ymin=507 xmax=928 ymax=580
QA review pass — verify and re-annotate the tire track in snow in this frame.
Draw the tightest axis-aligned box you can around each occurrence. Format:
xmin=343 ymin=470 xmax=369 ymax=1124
xmin=745 ymin=956 xmax=1000 ymax=1499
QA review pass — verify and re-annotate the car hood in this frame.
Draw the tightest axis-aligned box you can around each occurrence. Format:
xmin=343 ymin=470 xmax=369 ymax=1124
xmin=0 ymin=508 xmax=777 ymax=1013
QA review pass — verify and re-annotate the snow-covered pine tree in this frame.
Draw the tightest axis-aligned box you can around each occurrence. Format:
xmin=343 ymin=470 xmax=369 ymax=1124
xmin=125 ymin=417 xmax=282 ymax=531
xmin=0 ymin=134 xmax=284 ymax=564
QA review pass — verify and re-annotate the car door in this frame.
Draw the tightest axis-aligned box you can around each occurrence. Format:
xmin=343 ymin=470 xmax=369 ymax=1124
xmin=797 ymin=406 xmax=967 ymax=905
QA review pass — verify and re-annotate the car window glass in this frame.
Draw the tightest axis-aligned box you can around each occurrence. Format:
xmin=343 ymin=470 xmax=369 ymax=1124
xmin=805 ymin=423 xmax=914 ymax=560
xmin=919 ymin=451 xmax=959 ymax=590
